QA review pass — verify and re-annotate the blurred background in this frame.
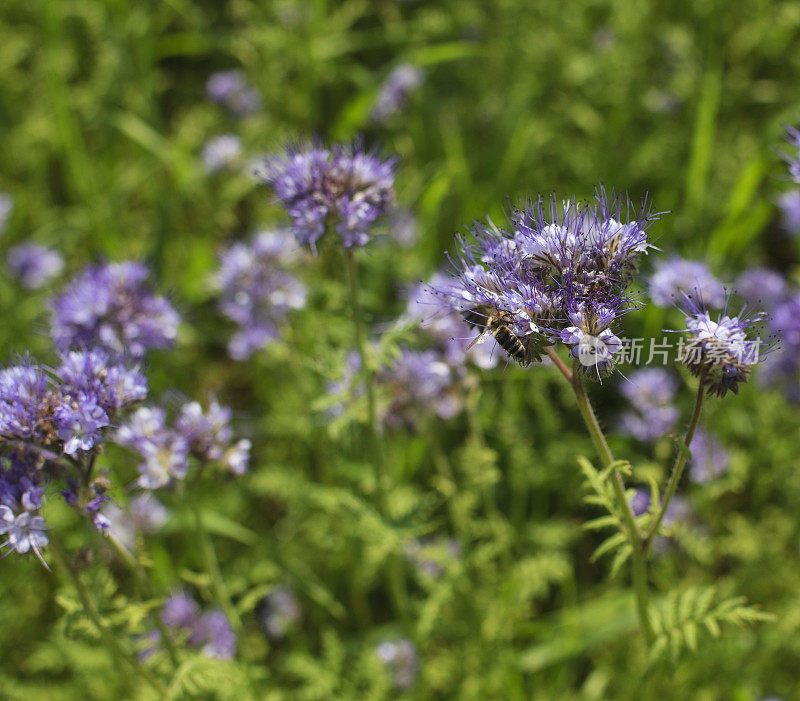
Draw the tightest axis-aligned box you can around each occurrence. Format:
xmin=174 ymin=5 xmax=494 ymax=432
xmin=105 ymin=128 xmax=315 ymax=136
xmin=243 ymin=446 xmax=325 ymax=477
xmin=1 ymin=0 xmax=800 ymax=698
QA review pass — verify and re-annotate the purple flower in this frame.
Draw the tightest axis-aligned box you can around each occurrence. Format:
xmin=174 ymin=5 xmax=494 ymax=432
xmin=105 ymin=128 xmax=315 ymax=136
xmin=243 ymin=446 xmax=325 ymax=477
xmin=175 ymin=400 xmax=251 ymax=474
xmin=688 ymin=429 xmax=730 ymax=483
xmin=206 ymin=70 xmax=260 ymax=115
xmin=55 ymin=398 xmax=110 ymax=455
xmin=629 ymin=489 xmax=688 ymax=526
xmin=0 ymin=505 xmax=49 ymax=566
xmin=215 ymin=229 xmax=307 ymax=360
xmin=189 ymin=609 xmax=236 ymax=659
xmin=778 ymin=190 xmax=800 ymax=235
xmin=0 ymin=193 xmax=12 ymax=235
xmin=376 ymin=638 xmax=419 ymax=690
xmin=432 ymin=188 xmax=657 ymax=378
xmin=260 ymin=587 xmax=302 ymax=640
xmin=630 ymin=488 xmax=651 ymax=517
xmin=256 ymin=142 xmax=396 ymax=251
xmin=618 ymin=369 xmax=679 ymax=442
xmin=377 ymin=348 xmax=465 ymax=429
xmin=676 ymin=295 xmax=767 ymax=397
xmin=784 ymin=126 xmax=800 ymax=183
xmin=50 ymin=262 xmax=180 ymax=358
xmin=201 ymin=134 xmax=242 ymax=172
xmin=0 ymin=361 xmax=50 ymax=442
xmin=116 ymin=407 xmax=189 ymax=489
xmin=162 ymin=592 xmax=200 ymax=629
xmin=371 ymin=64 xmax=424 ymax=122
xmin=735 ymin=268 xmax=788 ymax=309
xmin=761 ymin=293 xmax=800 ymax=400
xmin=6 ymin=243 xmax=64 ymax=289
xmin=57 ymin=349 xmax=147 ymax=415
xmin=648 ymin=257 xmax=726 ymax=308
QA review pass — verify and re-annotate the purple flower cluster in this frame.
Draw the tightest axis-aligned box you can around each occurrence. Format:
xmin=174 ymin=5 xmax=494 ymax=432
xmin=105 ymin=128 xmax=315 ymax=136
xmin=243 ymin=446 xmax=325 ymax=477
xmin=778 ymin=191 xmax=800 ymax=236
xmin=7 ymin=243 xmax=64 ymax=289
xmin=256 ymin=142 xmax=396 ymax=251
xmin=630 ymin=488 xmax=690 ymax=528
xmin=648 ymin=257 xmax=725 ymax=308
xmin=117 ymin=399 xmax=250 ymax=489
xmin=371 ymin=64 xmax=424 ymax=123
xmin=676 ymin=295 xmax=766 ymax=397
xmin=760 ymin=291 xmax=800 ymax=401
xmin=215 ymin=229 xmax=307 ymax=360
xmin=0 ymin=350 xmax=148 ymax=561
xmin=376 ymin=638 xmax=419 ymax=690
xmin=144 ymin=592 xmax=236 ymax=660
xmin=50 ymin=262 xmax=180 ymax=358
xmin=201 ymin=134 xmax=242 ymax=172
xmin=618 ymin=369 xmax=679 ymax=442
xmin=206 ymin=70 xmax=260 ymax=116
xmin=376 ymin=349 xmax=466 ymax=429
xmin=433 ymin=189 xmax=658 ymax=378
xmin=784 ymin=125 xmax=800 ymax=184
xmin=688 ymin=429 xmax=730 ymax=483
xmin=259 ymin=587 xmax=302 ymax=640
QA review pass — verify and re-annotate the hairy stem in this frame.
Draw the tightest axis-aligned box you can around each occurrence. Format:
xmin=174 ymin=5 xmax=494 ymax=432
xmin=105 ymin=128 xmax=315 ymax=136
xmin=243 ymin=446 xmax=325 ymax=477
xmin=50 ymin=537 xmax=168 ymax=696
xmin=644 ymin=377 xmax=706 ymax=547
xmin=343 ymin=246 xmax=409 ymax=621
xmin=545 ymin=346 xmax=573 ymax=382
xmin=569 ymin=360 xmax=653 ymax=643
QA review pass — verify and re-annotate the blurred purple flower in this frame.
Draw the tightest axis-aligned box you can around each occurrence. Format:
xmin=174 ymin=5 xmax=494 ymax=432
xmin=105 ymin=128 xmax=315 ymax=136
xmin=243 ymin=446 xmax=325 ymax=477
xmin=376 ymin=638 xmax=419 ymax=690
xmin=735 ymin=268 xmax=788 ymax=308
xmin=7 ymin=243 xmax=64 ymax=289
xmin=778 ymin=190 xmax=800 ymax=235
xmin=618 ymin=369 xmax=679 ymax=442
xmin=215 ymin=229 xmax=307 ymax=360
xmin=201 ymin=134 xmax=242 ymax=172
xmin=206 ymin=70 xmax=260 ymax=115
xmin=688 ymin=429 xmax=730 ymax=483
xmin=50 ymin=262 xmax=180 ymax=358
xmin=189 ymin=609 xmax=236 ymax=659
xmin=260 ymin=587 xmax=302 ymax=640
xmin=371 ymin=64 xmax=424 ymax=122
xmin=649 ymin=257 xmax=726 ymax=307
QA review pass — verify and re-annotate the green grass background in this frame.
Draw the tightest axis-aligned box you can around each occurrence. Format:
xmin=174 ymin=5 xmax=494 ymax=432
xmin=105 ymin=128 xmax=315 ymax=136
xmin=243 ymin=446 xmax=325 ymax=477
xmin=1 ymin=0 xmax=800 ymax=698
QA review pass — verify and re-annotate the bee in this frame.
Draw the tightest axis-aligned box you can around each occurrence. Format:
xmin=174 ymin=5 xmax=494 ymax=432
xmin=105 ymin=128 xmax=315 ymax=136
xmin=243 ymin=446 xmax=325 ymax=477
xmin=463 ymin=306 xmax=532 ymax=366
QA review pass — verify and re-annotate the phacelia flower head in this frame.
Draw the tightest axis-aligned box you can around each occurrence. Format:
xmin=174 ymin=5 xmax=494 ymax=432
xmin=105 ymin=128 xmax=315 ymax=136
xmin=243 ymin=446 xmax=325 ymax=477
xmin=116 ymin=407 xmax=190 ymax=489
xmin=778 ymin=190 xmax=800 ymax=235
xmin=0 ymin=361 xmax=51 ymax=443
xmin=256 ymin=142 xmax=396 ymax=251
xmin=648 ymin=257 xmax=726 ymax=308
xmin=206 ymin=70 xmax=261 ymax=115
xmin=433 ymin=188 xmax=658 ymax=378
xmin=0 ymin=505 xmax=49 ymax=566
xmin=735 ymin=267 xmax=788 ymax=309
xmin=175 ymin=400 xmax=251 ymax=475
xmin=215 ymin=229 xmax=307 ymax=360
xmin=189 ymin=609 xmax=236 ymax=659
xmin=0 ymin=193 xmax=12 ymax=235
xmin=618 ymin=368 xmax=680 ymax=442
xmin=201 ymin=134 xmax=242 ymax=172
xmin=50 ymin=262 xmax=180 ymax=358
xmin=783 ymin=125 xmax=800 ymax=183
xmin=371 ymin=64 xmax=424 ymax=123
xmin=688 ymin=428 xmax=730 ymax=483
xmin=376 ymin=638 xmax=419 ymax=690
xmin=675 ymin=294 xmax=767 ymax=397
xmin=259 ymin=587 xmax=302 ymax=640
xmin=7 ymin=243 xmax=64 ymax=289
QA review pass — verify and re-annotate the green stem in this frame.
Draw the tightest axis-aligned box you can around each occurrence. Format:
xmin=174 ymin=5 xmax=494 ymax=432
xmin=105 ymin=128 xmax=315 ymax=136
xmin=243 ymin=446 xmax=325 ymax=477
xmin=50 ymin=538 xmax=168 ymax=696
xmin=644 ymin=377 xmax=706 ymax=547
xmin=343 ymin=246 xmax=409 ymax=621
xmin=569 ymin=359 xmax=653 ymax=643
